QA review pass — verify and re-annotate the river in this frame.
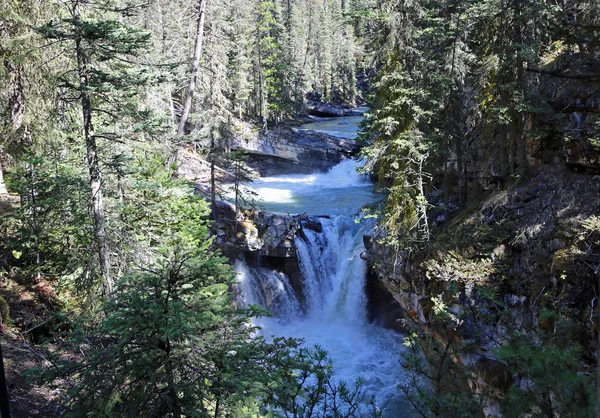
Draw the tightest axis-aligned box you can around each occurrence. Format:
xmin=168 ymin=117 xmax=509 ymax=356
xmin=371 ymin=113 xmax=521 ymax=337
xmin=235 ymin=113 xmax=417 ymax=417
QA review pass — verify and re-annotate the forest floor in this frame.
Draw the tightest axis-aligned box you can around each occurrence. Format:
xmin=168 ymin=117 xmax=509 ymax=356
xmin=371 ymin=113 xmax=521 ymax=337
xmin=0 ymin=193 xmax=19 ymax=216
xmin=1 ymin=334 xmax=63 ymax=417
xmin=0 ymin=193 xmax=64 ymax=417
xmin=0 ymin=278 xmax=65 ymax=418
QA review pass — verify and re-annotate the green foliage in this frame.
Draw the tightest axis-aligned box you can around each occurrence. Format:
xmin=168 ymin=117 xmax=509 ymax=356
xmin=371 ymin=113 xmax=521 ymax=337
xmin=399 ymin=326 xmax=485 ymax=418
xmin=25 ymin=176 xmax=382 ymax=416
xmin=43 ymin=248 xmax=238 ymax=416
xmin=4 ymin=154 xmax=91 ymax=281
xmin=360 ymin=57 xmax=432 ymax=249
xmin=262 ymin=346 xmax=383 ymax=418
xmin=36 ymin=4 xmax=161 ymax=139
xmin=32 ymin=191 xmax=254 ymax=416
xmin=497 ymin=309 xmax=596 ymax=417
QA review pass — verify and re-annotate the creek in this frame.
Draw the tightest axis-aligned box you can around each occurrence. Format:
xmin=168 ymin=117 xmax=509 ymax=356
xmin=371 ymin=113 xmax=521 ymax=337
xmin=234 ymin=114 xmax=417 ymax=417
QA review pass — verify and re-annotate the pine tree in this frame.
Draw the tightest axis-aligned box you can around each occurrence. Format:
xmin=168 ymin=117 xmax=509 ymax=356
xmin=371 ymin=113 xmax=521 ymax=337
xmin=36 ymin=0 xmax=153 ymax=295
xmin=361 ymin=55 xmax=431 ymax=247
xmin=253 ymin=0 xmax=285 ymax=126
xmin=38 ymin=191 xmax=249 ymax=416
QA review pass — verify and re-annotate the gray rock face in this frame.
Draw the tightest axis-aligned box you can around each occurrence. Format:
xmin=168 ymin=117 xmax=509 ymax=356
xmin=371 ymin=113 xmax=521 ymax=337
xmin=306 ymin=101 xmax=346 ymax=117
xmin=364 ymin=166 xmax=600 ymax=416
xmin=230 ymin=125 xmax=360 ymax=175
xmin=175 ymin=149 xmax=237 ymax=183
xmin=255 ymin=212 xmax=303 ymax=258
xmin=212 ymin=202 xmax=324 ymax=307
xmin=212 ymin=200 xmax=323 ymax=260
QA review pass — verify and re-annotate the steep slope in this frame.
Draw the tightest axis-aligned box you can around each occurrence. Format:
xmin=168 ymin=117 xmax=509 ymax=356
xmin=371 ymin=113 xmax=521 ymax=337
xmin=367 ymin=166 xmax=599 ymax=416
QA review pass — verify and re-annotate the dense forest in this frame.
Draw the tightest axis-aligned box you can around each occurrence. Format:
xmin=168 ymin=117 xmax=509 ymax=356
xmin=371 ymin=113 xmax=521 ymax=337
xmin=0 ymin=0 xmax=598 ymax=417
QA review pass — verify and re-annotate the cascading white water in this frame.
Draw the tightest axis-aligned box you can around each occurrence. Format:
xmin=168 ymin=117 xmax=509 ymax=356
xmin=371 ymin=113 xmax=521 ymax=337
xmin=239 ymin=213 xmax=416 ymax=416
xmin=235 ymin=260 xmax=301 ymax=319
xmin=234 ymin=116 xmax=417 ymax=416
xmin=296 ymin=217 xmax=368 ymax=321
xmin=249 ymin=159 xmax=376 ymax=216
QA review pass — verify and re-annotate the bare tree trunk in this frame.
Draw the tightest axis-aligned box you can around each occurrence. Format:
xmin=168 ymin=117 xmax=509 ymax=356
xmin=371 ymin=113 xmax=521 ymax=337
xmin=73 ymin=1 xmax=113 ymax=296
xmin=7 ymin=59 xmax=25 ymax=131
xmin=21 ymin=126 xmax=42 ymax=280
xmin=210 ymin=133 xmax=217 ymax=220
xmin=1 ymin=51 xmax=27 ymax=195
xmin=257 ymin=44 xmax=265 ymax=122
xmin=177 ymin=0 xmax=207 ymax=137
xmin=416 ymin=155 xmax=429 ymax=242
xmin=0 ymin=158 xmax=7 ymax=194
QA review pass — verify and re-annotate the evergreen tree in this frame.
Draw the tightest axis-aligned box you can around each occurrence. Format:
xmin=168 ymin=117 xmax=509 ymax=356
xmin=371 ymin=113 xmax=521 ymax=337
xmin=38 ymin=190 xmax=256 ymax=416
xmin=36 ymin=0 xmax=154 ymax=295
xmin=253 ymin=0 xmax=286 ymax=125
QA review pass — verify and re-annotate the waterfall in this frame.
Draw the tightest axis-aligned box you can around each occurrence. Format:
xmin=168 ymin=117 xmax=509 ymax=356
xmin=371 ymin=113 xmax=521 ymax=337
xmin=233 ymin=141 xmax=415 ymax=415
xmin=296 ymin=216 xmax=368 ymax=323
xmin=235 ymin=216 xmax=367 ymax=322
xmin=235 ymin=214 xmax=414 ymax=416
xmin=235 ymin=259 xmax=301 ymax=320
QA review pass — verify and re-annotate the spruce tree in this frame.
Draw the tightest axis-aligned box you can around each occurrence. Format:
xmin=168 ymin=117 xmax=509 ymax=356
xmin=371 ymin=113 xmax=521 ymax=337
xmin=36 ymin=0 xmax=153 ymax=295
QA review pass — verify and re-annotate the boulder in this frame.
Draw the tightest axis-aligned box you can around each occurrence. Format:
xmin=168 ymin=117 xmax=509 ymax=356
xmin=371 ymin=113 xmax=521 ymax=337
xmin=212 ymin=202 xmax=325 ymax=261
xmin=301 ymin=218 xmax=323 ymax=233
xmin=306 ymin=101 xmax=346 ymax=117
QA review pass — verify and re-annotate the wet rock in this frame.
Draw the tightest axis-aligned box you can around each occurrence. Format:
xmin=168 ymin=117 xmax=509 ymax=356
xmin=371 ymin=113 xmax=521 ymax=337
xmin=257 ymin=212 xmax=302 ymax=258
xmin=363 ymin=234 xmax=373 ymax=251
xmin=365 ymin=267 xmax=406 ymax=332
xmin=230 ymin=124 xmax=361 ymax=175
xmin=301 ymin=218 xmax=323 ymax=233
xmin=261 ymin=256 xmax=305 ymax=308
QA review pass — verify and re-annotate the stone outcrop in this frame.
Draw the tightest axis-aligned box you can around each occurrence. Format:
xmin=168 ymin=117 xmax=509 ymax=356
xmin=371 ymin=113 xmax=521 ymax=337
xmin=305 ymin=100 xmax=368 ymax=117
xmin=174 ymin=118 xmax=361 ymax=181
xmin=306 ymin=101 xmax=346 ymax=117
xmin=365 ymin=166 xmax=600 ymax=416
xmin=543 ymin=61 xmax=600 ymax=171
xmin=230 ymin=124 xmax=360 ymax=175
xmin=212 ymin=201 xmax=325 ymax=307
xmin=211 ymin=199 xmax=323 ymax=260
xmin=175 ymin=148 xmax=239 ymax=183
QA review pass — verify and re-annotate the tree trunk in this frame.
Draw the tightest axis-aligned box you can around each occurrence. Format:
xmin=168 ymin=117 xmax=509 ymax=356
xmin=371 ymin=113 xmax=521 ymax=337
xmin=416 ymin=155 xmax=429 ymax=242
xmin=177 ymin=0 xmax=207 ymax=137
xmin=210 ymin=132 xmax=217 ymax=220
xmin=7 ymin=59 xmax=25 ymax=132
xmin=514 ymin=0 xmax=528 ymax=170
xmin=0 ymin=342 xmax=12 ymax=418
xmin=0 ymin=158 xmax=7 ymax=194
xmin=74 ymin=2 xmax=113 ymax=296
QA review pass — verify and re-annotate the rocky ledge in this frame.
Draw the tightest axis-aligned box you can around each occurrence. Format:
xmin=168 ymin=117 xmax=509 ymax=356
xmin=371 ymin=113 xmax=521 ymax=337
xmin=230 ymin=123 xmax=361 ymax=175
xmin=211 ymin=200 xmax=325 ymax=306
xmin=306 ymin=100 xmax=366 ymax=117
xmin=211 ymin=200 xmax=324 ymax=260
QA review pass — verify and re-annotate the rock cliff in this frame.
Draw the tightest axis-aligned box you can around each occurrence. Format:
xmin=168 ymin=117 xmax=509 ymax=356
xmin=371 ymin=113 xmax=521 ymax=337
xmin=366 ymin=166 xmax=599 ymax=415
xmin=229 ymin=123 xmax=361 ymax=175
